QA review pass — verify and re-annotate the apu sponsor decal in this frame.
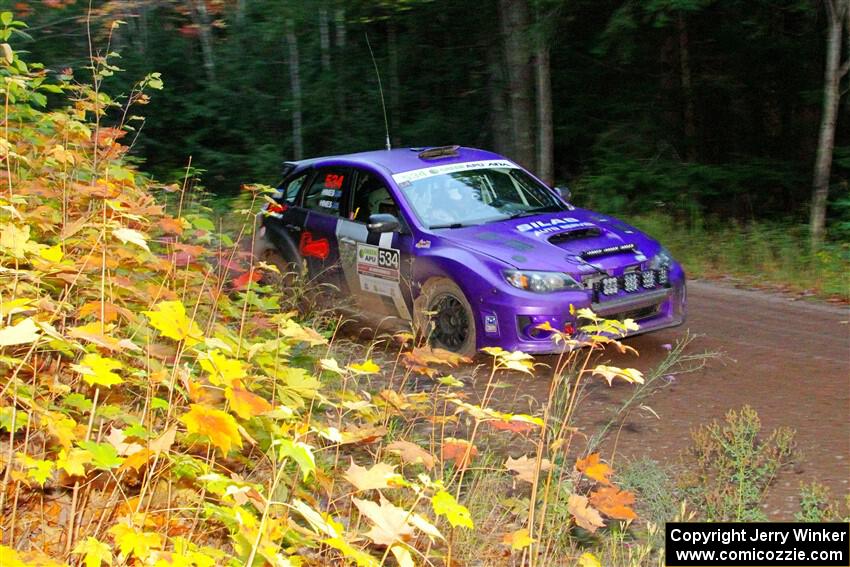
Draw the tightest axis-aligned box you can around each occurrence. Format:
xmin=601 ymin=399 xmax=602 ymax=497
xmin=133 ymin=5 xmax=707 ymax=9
xmin=299 ymin=231 xmax=330 ymax=260
xmin=391 ymin=160 xmax=518 ymax=185
xmin=415 ymin=239 xmax=431 ymax=249
xmin=356 ymin=243 xmax=401 ymax=296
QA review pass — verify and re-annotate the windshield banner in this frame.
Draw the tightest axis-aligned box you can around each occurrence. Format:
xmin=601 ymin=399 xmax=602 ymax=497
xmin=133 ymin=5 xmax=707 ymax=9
xmin=392 ymin=160 xmax=518 ymax=185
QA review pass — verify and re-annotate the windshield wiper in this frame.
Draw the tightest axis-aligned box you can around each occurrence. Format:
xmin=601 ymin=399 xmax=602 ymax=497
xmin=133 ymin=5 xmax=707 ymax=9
xmin=429 ymin=222 xmax=473 ymax=229
xmin=507 ymin=206 xmax=559 ymax=220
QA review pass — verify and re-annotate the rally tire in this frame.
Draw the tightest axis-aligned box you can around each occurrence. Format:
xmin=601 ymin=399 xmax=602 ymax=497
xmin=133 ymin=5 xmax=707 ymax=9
xmin=253 ymin=236 xmax=304 ymax=288
xmin=414 ymin=278 xmax=477 ymax=358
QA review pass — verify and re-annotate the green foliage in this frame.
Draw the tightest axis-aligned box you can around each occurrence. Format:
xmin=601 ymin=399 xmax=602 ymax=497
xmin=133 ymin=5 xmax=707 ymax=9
xmin=617 ymin=458 xmax=680 ymax=527
xmin=681 ymin=406 xmax=795 ymax=521
xmin=624 ymin=212 xmax=850 ymax=300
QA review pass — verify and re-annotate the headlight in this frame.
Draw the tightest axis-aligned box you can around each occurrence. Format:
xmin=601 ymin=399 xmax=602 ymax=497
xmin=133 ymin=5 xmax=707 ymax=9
xmin=504 ymin=270 xmax=582 ymax=293
xmin=648 ymin=248 xmax=673 ymax=270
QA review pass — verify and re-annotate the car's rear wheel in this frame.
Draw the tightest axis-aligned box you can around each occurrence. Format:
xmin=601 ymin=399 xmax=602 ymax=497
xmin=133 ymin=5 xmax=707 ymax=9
xmin=253 ymin=236 xmax=303 ymax=288
xmin=414 ymin=278 xmax=477 ymax=357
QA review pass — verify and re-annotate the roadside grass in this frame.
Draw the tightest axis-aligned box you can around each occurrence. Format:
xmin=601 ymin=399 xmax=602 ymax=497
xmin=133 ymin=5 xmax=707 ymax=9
xmin=627 ymin=213 xmax=850 ymax=301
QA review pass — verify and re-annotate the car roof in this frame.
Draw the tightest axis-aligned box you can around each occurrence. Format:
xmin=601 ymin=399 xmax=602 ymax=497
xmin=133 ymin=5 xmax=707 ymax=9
xmin=291 ymin=146 xmax=508 ymax=176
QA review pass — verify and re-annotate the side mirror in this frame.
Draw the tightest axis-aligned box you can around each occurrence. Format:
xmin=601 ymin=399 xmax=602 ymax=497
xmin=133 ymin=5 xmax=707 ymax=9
xmin=367 ymin=213 xmax=400 ymax=233
xmin=554 ymin=186 xmax=571 ymax=202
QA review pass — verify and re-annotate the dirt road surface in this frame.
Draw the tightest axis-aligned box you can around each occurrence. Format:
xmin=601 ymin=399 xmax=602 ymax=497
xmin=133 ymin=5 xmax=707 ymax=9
xmin=471 ymin=280 xmax=850 ymax=518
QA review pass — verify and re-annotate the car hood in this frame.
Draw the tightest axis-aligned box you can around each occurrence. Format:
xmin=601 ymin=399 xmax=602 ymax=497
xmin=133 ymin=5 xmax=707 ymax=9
xmin=433 ymin=208 xmax=661 ymax=277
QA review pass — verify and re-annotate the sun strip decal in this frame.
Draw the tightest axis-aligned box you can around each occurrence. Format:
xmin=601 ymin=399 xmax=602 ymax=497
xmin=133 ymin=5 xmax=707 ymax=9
xmin=391 ymin=159 xmax=518 ymax=185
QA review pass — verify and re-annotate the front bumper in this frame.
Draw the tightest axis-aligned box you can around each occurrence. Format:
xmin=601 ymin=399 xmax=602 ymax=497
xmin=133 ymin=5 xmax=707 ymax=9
xmin=475 ymin=276 xmax=686 ymax=355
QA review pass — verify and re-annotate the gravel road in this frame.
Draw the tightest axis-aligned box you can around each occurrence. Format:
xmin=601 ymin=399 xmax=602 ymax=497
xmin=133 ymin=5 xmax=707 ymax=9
xmin=476 ymin=280 xmax=850 ymax=518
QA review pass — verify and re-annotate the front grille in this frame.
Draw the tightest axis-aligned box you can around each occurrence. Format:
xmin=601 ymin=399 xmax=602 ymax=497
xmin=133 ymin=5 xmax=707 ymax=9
xmin=609 ymin=303 xmax=661 ymax=322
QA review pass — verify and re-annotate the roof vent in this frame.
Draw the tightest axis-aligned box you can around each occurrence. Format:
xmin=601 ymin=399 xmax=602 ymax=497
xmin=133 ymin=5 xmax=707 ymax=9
xmin=418 ymin=145 xmax=460 ymax=160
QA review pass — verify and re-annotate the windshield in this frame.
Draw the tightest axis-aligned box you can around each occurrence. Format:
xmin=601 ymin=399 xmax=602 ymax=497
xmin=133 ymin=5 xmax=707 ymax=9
xmin=396 ymin=167 xmax=565 ymax=229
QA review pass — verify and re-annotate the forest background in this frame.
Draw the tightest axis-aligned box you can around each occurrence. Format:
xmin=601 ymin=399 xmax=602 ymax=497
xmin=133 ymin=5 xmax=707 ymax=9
xmin=8 ymin=0 xmax=850 ymax=295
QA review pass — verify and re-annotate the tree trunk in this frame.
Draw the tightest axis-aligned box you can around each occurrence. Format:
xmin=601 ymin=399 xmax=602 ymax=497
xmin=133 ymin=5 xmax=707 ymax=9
xmin=188 ymin=0 xmax=216 ymax=83
xmin=810 ymin=0 xmax=849 ymax=249
xmin=488 ymin=49 xmax=512 ymax=156
xmin=388 ymin=21 xmax=401 ymax=147
xmin=319 ymin=7 xmax=331 ymax=71
xmin=677 ymin=12 xmax=696 ymax=162
xmin=286 ymin=19 xmax=304 ymax=160
xmin=334 ymin=8 xmax=347 ymax=49
xmin=535 ymin=43 xmax=554 ymax=185
xmin=499 ymin=0 xmax=535 ymax=169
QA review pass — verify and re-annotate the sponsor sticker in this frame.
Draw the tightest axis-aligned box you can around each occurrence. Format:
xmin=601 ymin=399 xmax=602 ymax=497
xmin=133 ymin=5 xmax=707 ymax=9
xmin=356 ymin=243 xmax=401 ymax=296
xmin=415 ymin=239 xmax=431 ymax=249
xmin=391 ymin=160 xmax=518 ymax=185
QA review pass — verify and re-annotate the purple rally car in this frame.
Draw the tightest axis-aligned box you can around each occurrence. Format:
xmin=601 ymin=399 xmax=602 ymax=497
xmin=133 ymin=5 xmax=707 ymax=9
xmin=255 ymin=145 xmax=686 ymax=356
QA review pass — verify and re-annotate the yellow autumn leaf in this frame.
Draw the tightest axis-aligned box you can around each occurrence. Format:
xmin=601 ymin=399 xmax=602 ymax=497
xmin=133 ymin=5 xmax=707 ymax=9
xmin=71 ymin=353 xmax=124 ymax=387
xmin=502 ymin=528 xmax=534 ymax=551
xmin=225 ymin=385 xmax=272 ymax=420
xmin=180 ymin=403 xmax=242 ymax=455
xmin=0 ymin=317 xmax=41 ymax=347
xmin=72 ymin=536 xmax=112 ymax=567
xmin=568 ymin=494 xmax=605 ymax=533
xmin=0 ymin=223 xmax=38 ymax=258
xmin=38 ymin=243 xmax=64 ymax=263
xmin=344 ymin=460 xmax=399 ymax=491
xmin=592 ymin=364 xmax=644 ymax=386
xmin=143 ymin=300 xmax=204 ymax=346
xmin=279 ymin=318 xmax=327 ymax=346
xmin=575 ymin=453 xmax=613 ymax=485
xmin=348 ymin=359 xmax=381 ymax=374
xmin=390 ymin=545 xmax=415 ymax=567
xmin=56 ymin=447 xmax=92 ymax=477
xmin=198 ymin=349 xmax=246 ymax=387
xmin=578 ymin=552 xmax=603 ymax=567
xmin=109 ymin=523 xmax=162 ymax=560
xmin=432 ymin=490 xmax=473 ymax=529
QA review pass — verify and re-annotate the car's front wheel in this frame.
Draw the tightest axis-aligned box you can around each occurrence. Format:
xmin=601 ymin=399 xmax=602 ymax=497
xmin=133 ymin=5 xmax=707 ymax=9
xmin=414 ymin=278 xmax=477 ymax=357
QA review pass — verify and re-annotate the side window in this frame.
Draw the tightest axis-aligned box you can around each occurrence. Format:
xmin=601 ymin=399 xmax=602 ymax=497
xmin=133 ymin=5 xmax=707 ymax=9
xmin=350 ymin=170 xmax=399 ymax=223
xmin=282 ymin=172 xmax=309 ymax=204
xmin=302 ymin=168 xmax=348 ymax=215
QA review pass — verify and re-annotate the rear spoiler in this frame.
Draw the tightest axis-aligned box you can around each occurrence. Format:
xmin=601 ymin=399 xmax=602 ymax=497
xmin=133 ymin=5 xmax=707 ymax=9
xmin=281 ymin=161 xmax=299 ymax=178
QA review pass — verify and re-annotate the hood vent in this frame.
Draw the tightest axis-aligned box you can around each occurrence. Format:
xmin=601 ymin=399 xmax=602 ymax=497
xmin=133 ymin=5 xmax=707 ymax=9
xmin=548 ymin=227 xmax=601 ymax=245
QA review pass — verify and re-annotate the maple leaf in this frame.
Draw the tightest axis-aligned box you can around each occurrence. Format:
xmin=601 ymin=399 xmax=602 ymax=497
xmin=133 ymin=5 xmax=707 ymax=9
xmin=386 ymin=440 xmax=435 ymax=470
xmin=198 ymin=349 xmax=246 ymax=387
xmin=578 ymin=552 xmax=603 ymax=567
xmin=119 ymin=449 xmax=153 ymax=472
xmin=56 ymin=447 xmax=92 ymax=477
xmin=69 ymin=321 xmax=136 ymax=352
xmin=148 ymin=425 xmax=177 ymax=456
xmin=575 ymin=453 xmax=613 ymax=485
xmin=432 ymin=490 xmax=473 ymax=529
xmin=347 ymin=359 xmax=381 ymax=374
xmin=344 ymin=460 xmax=399 ymax=491
xmin=158 ymin=216 xmax=185 ymax=235
xmin=390 ymin=545 xmax=415 ymax=567
xmin=180 ymin=404 xmax=242 ymax=455
xmin=505 ymin=455 xmax=553 ymax=484
xmin=0 ymin=223 xmax=38 ymax=258
xmin=0 ymin=317 xmax=41 ymax=346
xmin=16 ymin=452 xmax=54 ymax=486
xmin=72 ymin=537 xmax=113 ymax=567
xmin=401 ymin=346 xmax=470 ymax=370
xmin=78 ymin=441 xmax=124 ymax=470
xmin=232 ymin=269 xmax=261 ymax=290
xmin=567 ymin=494 xmax=605 ymax=533
xmin=589 ymin=486 xmax=637 ymax=520
xmin=112 ymin=227 xmax=150 ymax=252
xmin=592 ymin=364 xmax=644 ymax=386
xmin=277 ymin=439 xmax=315 ymax=481
xmin=143 ymin=300 xmax=204 ymax=347
xmin=109 ymin=523 xmax=162 ymax=560
xmin=352 ymin=495 xmax=415 ymax=546
xmin=441 ymin=438 xmax=477 ymax=469
xmin=38 ymin=243 xmax=63 ymax=263
xmin=71 ymin=353 xmax=124 ymax=388
xmin=106 ymin=427 xmax=144 ymax=457
xmin=225 ymin=386 xmax=272 ymax=420
xmin=279 ymin=318 xmax=327 ymax=346
xmin=501 ymin=528 xmax=533 ymax=551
